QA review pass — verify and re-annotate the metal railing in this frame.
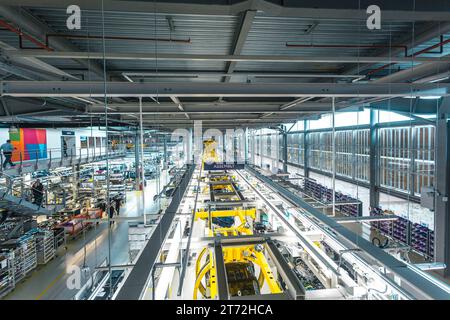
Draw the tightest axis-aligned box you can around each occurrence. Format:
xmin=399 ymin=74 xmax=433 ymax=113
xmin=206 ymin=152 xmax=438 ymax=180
xmin=0 ymin=172 xmax=69 ymax=213
xmin=0 ymin=145 xmax=127 ymax=173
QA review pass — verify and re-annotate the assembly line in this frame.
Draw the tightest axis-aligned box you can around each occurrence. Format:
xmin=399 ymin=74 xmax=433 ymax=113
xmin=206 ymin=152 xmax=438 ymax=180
xmin=124 ymin=139 xmax=449 ymax=300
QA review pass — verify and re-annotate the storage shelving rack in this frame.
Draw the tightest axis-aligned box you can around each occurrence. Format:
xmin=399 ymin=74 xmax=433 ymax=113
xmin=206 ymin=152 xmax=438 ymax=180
xmin=370 ymin=207 xmax=394 ymax=237
xmin=303 ymin=179 xmax=362 ymax=216
xmin=109 ymin=173 xmax=126 ymax=196
xmin=34 ymin=230 xmax=55 ymax=265
xmin=17 ymin=234 xmax=37 ymax=279
xmin=370 ymin=207 xmax=434 ymax=260
xmin=1 ymin=235 xmax=37 ymax=285
xmin=53 ymin=227 xmax=65 ymax=250
xmin=0 ymin=253 xmax=14 ymax=298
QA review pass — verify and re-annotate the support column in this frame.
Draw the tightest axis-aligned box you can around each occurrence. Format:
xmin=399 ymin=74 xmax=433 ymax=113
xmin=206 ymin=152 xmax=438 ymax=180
xmin=435 ymin=98 xmax=450 ymax=277
xmin=251 ymin=129 xmax=256 ymax=166
xmin=73 ymin=163 xmax=80 ymax=201
xmin=259 ymin=129 xmax=263 ymax=168
xmin=244 ymin=127 xmax=248 ymax=165
xmin=410 ymin=126 xmax=417 ymax=197
xmin=303 ymin=120 xmax=310 ymax=178
xmin=134 ymin=134 xmax=140 ymax=191
xmin=351 ymin=130 xmax=356 ymax=181
xmin=282 ymin=127 xmax=288 ymax=173
xmin=187 ymin=128 xmax=193 ymax=165
xmin=369 ymin=108 xmax=380 ymax=208
xmin=163 ymin=136 xmax=168 ymax=170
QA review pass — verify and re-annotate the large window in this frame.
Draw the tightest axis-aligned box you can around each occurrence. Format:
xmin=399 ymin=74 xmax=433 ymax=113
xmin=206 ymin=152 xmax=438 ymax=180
xmin=413 ymin=126 xmax=435 ymax=196
xmin=287 ymin=133 xmax=299 ymax=164
xmin=335 ymin=131 xmax=353 ymax=178
xmin=308 ymin=132 xmax=321 ymax=170
xmin=250 ymin=120 xmax=435 ymax=198
xmin=298 ymin=133 xmax=305 ymax=165
xmin=379 ymin=127 xmax=411 ymax=193
xmin=355 ymin=129 xmax=370 ymax=182
xmin=278 ymin=133 xmax=283 ymax=161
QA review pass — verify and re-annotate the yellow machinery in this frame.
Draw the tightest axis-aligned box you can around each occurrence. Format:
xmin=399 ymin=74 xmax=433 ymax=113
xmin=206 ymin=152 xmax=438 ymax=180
xmin=202 ymin=139 xmax=220 ymax=169
xmin=195 ymin=208 xmax=256 ymax=237
xmin=192 ymin=169 xmax=283 ymax=299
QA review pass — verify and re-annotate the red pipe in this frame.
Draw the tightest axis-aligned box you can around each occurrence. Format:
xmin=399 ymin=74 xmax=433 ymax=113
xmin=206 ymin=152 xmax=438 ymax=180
xmin=0 ymin=19 xmax=53 ymax=51
xmin=286 ymin=43 xmax=408 ymax=56
xmin=46 ymin=33 xmax=191 ymax=44
xmin=366 ymin=37 xmax=450 ymax=77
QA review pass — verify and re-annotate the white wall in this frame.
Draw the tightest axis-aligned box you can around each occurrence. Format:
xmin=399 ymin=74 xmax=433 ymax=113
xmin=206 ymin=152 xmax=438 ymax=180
xmin=0 ymin=128 xmax=9 ymax=144
xmin=50 ymin=127 xmax=108 ymax=158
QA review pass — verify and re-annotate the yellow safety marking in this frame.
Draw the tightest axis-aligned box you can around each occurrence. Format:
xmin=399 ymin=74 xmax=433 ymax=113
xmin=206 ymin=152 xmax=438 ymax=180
xmin=36 ymin=194 xmax=140 ymax=300
xmin=35 ymin=269 xmax=66 ymax=300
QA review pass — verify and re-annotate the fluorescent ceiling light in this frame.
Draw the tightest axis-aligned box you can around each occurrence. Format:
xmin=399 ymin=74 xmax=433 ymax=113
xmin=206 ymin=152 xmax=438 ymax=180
xmin=420 ymin=96 xmax=442 ymax=100
xmin=429 ymin=76 xmax=449 ymax=83
xmin=402 ymin=95 xmax=441 ymax=100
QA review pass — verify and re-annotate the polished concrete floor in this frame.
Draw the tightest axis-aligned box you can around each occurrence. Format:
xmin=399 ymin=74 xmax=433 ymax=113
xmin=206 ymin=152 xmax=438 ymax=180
xmin=3 ymin=171 xmax=169 ymax=300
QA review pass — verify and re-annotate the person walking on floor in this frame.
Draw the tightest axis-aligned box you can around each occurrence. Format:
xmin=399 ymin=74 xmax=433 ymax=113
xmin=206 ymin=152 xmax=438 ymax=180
xmin=114 ymin=196 xmax=122 ymax=216
xmin=63 ymin=139 xmax=68 ymax=157
xmin=32 ymin=179 xmax=44 ymax=207
xmin=109 ymin=199 xmax=117 ymax=227
xmin=0 ymin=140 xmax=16 ymax=169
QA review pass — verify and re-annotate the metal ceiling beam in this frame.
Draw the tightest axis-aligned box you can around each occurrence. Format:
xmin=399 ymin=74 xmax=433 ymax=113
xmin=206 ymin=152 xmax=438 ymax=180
xmin=2 ymin=0 xmax=450 ymax=21
xmin=374 ymin=60 xmax=450 ymax=83
xmin=170 ymin=96 xmax=190 ymax=119
xmin=0 ymin=5 xmax=105 ymax=78
xmin=0 ymin=97 xmax=10 ymax=116
xmin=88 ymin=102 xmax=333 ymax=113
xmin=0 ymin=41 xmax=77 ymax=80
xmin=129 ymin=118 xmax=297 ymax=123
xmin=344 ymin=22 xmax=450 ymax=77
xmin=122 ymin=72 xmax=362 ymax=79
xmin=88 ymin=110 xmax=324 ymax=115
xmin=223 ymin=9 xmax=256 ymax=82
xmin=6 ymin=50 xmax=450 ymax=64
xmin=2 ymin=81 xmax=448 ymax=98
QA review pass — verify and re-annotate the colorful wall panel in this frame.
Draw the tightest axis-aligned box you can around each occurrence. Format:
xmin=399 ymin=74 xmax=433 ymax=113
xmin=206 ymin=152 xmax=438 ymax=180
xmin=9 ymin=128 xmax=47 ymax=161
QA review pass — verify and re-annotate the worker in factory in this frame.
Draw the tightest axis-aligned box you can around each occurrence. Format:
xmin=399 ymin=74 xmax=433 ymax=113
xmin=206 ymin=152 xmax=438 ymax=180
xmin=63 ymin=138 xmax=68 ymax=157
xmin=32 ymin=179 xmax=45 ymax=207
xmin=114 ymin=195 xmax=122 ymax=216
xmin=109 ymin=197 xmax=118 ymax=226
xmin=0 ymin=139 xmax=16 ymax=169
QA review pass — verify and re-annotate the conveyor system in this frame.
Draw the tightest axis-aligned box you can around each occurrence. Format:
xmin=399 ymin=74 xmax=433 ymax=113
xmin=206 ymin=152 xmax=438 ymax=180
xmin=135 ymin=141 xmax=449 ymax=300
xmin=240 ymin=166 xmax=450 ymax=300
xmin=190 ymin=168 xmax=297 ymax=300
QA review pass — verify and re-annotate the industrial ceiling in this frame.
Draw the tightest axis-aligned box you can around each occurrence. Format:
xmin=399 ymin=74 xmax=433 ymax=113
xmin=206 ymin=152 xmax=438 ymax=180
xmin=0 ymin=0 xmax=449 ymax=130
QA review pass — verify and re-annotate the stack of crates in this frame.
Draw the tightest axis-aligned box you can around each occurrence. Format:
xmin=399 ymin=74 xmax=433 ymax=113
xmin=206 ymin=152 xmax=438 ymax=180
xmin=1 ymin=235 xmax=37 ymax=285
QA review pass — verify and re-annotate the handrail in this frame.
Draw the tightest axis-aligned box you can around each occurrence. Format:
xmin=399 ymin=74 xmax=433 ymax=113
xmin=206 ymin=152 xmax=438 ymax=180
xmin=0 ymin=171 xmax=68 ymax=209
xmin=0 ymin=145 xmax=127 ymax=172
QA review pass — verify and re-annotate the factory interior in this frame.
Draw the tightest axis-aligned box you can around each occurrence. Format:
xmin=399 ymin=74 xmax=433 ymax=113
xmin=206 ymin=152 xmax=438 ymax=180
xmin=0 ymin=0 xmax=450 ymax=302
